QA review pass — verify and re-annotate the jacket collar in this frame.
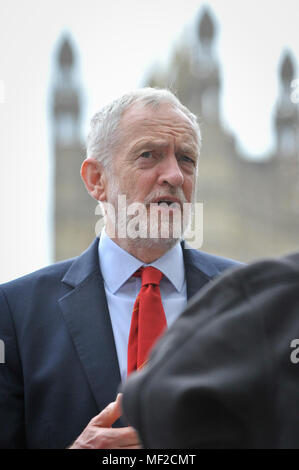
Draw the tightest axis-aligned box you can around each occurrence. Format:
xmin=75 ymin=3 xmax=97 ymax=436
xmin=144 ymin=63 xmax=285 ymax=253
xmin=62 ymin=237 xmax=218 ymax=290
xmin=61 ymin=237 xmax=100 ymax=288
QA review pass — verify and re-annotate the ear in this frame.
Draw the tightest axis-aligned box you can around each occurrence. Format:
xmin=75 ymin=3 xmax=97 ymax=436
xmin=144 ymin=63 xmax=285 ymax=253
xmin=81 ymin=158 xmax=107 ymax=202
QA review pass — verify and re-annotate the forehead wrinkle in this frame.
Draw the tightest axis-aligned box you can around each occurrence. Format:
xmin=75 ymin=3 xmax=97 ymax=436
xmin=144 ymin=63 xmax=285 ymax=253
xmin=138 ymin=117 xmax=194 ymax=134
xmin=128 ymin=117 xmax=197 ymax=141
xmin=121 ymin=104 xmax=195 ymax=132
xmin=118 ymin=106 xmax=199 ymax=156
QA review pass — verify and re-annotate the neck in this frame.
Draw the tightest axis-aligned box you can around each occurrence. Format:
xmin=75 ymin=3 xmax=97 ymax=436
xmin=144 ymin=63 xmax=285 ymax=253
xmin=112 ymin=236 xmax=180 ymax=263
xmin=105 ymin=220 xmax=179 ymax=262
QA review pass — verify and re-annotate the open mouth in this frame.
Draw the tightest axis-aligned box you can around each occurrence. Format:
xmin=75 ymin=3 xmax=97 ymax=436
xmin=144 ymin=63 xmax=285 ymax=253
xmin=155 ymin=200 xmax=181 ymax=210
xmin=145 ymin=197 xmax=182 ymax=209
xmin=157 ymin=200 xmax=174 ymax=206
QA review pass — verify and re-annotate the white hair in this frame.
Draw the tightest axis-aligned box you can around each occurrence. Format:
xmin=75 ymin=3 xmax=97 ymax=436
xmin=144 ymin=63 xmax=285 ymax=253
xmin=86 ymin=87 xmax=201 ymax=170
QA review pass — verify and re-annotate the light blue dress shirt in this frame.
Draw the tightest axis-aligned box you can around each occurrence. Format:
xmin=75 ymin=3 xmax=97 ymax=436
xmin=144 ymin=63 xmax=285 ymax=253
xmin=98 ymin=229 xmax=187 ymax=382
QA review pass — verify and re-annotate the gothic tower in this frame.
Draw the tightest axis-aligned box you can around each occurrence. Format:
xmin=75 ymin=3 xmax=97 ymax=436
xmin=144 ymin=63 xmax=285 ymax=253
xmin=52 ymin=36 xmax=95 ymax=261
xmin=192 ymin=8 xmax=221 ymax=123
xmin=274 ymin=51 xmax=299 ymax=159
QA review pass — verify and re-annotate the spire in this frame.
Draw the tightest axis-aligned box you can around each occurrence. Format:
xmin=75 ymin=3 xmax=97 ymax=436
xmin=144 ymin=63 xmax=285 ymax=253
xmin=52 ymin=34 xmax=81 ymax=143
xmin=58 ymin=37 xmax=74 ymax=69
xmin=192 ymin=7 xmax=220 ymax=123
xmin=274 ymin=49 xmax=299 ymax=159
xmin=198 ymin=8 xmax=215 ymax=44
xmin=280 ymin=51 xmax=295 ymax=86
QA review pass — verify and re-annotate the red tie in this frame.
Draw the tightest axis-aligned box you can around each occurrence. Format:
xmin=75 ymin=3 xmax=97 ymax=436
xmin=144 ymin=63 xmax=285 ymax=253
xmin=127 ymin=267 xmax=167 ymax=375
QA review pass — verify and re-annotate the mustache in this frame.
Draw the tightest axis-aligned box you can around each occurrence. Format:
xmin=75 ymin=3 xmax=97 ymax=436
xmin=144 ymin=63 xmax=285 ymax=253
xmin=143 ymin=188 xmax=188 ymax=206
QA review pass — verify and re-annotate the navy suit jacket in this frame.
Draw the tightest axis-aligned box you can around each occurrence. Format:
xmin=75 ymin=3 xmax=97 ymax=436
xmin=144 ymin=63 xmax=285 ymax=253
xmin=0 ymin=238 xmax=238 ymax=448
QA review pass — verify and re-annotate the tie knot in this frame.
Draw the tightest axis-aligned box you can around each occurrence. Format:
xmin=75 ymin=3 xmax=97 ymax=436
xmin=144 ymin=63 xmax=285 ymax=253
xmin=134 ymin=266 xmax=163 ymax=287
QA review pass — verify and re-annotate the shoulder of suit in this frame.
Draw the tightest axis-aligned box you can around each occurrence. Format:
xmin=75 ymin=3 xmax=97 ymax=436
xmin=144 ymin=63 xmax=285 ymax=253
xmin=181 ymin=250 xmax=299 ymax=319
xmin=0 ymin=238 xmax=100 ymax=295
xmin=182 ymin=242 xmax=242 ymax=279
xmin=227 ymin=251 xmax=299 ymax=290
xmin=0 ymin=256 xmax=76 ymax=295
xmin=192 ymin=250 xmax=299 ymax=309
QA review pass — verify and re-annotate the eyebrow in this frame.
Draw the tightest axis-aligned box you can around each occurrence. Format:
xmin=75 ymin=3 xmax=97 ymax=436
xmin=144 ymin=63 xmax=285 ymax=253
xmin=130 ymin=139 xmax=169 ymax=153
xmin=130 ymin=139 xmax=197 ymax=155
xmin=177 ymin=143 xmax=197 ymax=155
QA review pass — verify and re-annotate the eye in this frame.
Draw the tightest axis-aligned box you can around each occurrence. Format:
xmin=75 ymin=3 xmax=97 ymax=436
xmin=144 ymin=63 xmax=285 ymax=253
xmin=140 ymin=151 xmax=153 ymax=159
xmin=179 ymin=155 xmax=195 ymax=165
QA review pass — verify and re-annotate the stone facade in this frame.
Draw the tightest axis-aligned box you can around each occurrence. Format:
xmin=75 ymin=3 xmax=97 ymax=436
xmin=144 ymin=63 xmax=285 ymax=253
xmin=51 ymin=9 xmax=299 ymax=262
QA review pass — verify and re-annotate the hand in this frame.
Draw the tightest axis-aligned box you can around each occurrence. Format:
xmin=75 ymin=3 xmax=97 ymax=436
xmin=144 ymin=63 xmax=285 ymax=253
xmin=69 ymin=394 xmax=141 ymax=449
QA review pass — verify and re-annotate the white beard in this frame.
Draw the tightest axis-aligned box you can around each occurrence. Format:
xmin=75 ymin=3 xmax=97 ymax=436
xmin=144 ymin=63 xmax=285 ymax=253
xmin=102 ymin=171 xmax=193 ymax=251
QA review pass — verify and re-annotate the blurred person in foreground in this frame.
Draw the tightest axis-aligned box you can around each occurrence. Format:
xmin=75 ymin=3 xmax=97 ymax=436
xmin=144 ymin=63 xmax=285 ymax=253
xmin=121 ymin=252 xmax=299 ymax=449
xmin=0 ymin=88 xmax=240 ymax=449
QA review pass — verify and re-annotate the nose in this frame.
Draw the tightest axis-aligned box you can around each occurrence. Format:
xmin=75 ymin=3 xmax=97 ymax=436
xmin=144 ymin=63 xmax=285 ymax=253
xmin=157 ymin=153 xmax=184 ymax=188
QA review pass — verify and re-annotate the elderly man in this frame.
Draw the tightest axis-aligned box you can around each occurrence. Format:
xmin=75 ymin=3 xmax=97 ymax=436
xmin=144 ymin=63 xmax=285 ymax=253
xmin=0 ymin=88 xmax=239 ymax=449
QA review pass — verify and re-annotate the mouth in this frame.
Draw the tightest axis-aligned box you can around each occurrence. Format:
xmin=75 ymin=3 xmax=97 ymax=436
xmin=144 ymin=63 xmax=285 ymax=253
xmin=152 ymin=197 xmax=182 ymax=209
xmin=157 ymin=200 xmax=174 ymax=206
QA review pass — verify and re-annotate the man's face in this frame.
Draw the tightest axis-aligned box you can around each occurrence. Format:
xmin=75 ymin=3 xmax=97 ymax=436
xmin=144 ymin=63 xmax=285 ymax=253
xmin=104 ymin=102 xmax=199 ymax=244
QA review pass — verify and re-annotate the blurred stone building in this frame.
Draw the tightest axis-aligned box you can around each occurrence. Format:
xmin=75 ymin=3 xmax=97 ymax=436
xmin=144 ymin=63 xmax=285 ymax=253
xmin=51 ymin=37 xmax=96 ymax=261
xmin=51 ymin=8 xmax=299 ymax=262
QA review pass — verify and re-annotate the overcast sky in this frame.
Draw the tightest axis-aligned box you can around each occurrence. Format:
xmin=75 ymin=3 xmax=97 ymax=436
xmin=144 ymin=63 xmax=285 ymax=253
xmin=0 ymin=0 xmax=298 ymax=282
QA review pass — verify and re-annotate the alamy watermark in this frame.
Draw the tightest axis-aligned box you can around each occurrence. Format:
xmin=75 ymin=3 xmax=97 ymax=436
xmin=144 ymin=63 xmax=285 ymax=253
xmin=94 ymin=195 xmax=204 ymax=249
xmin=290 ymin=339 xmax=299 ymax=364
xmin=290 ymin=79 xmax=299 ymax=104
xmin=0 ymin=339 xmax=5 ymax=364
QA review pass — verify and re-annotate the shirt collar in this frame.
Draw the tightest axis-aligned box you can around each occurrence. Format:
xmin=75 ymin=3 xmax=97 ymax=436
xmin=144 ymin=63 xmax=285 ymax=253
xmin=98 ymin=229 xmax=185 ymax=294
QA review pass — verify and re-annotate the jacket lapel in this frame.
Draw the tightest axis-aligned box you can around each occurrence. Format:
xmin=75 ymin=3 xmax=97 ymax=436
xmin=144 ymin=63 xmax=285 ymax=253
xmin=182 ymin=241 xmax=221 ymax=300
xmin=58 ymin=238 xmax=121 ymax=412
